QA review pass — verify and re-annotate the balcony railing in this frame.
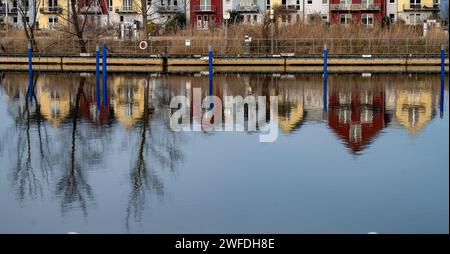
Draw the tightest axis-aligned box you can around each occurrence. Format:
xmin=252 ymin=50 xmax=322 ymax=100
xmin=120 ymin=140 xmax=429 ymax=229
xmin=403 ymin=3 xmax=440 ymax=11
xmin=236 ymin=4 xmax=260 ymax=13
xmin=80 ymin=5 xmax=103 ymax=14
xmin=330 ymin=3 xmax=381 ymax=11
xmin=157 ymin=5 xmax=179 ymax=13
xmin=193 ymin=5 xmax=216 ymax=12
xmin=39 ymin=6 xmax=63 ymax=14
xmin=115 ymin=5 xmax=138 ymax=13
xmin=0 ymin=6 xmax=19 ymax=14
xmin=280 ymin=4 xmax=298 ymax=12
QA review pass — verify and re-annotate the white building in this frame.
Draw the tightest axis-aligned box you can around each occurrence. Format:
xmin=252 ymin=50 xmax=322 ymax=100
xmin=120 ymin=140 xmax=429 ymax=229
xmin=386 ymin=0 xmax=398 ymax=22
xmin=303 ymin=0 xmax=329 ymax=23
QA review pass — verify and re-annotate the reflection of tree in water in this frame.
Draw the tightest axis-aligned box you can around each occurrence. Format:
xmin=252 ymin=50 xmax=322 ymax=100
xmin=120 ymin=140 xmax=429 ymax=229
xmin=55 ymin=78 xmax=93 ymax=217
xmin=10 ymin=74 xmax=54 ymax=201
xmin=125 ymin=77 xmax=184 ymax=230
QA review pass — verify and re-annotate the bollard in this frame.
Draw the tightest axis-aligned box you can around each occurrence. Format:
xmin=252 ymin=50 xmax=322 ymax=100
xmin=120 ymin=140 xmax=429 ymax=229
xmin=28 ymin=42 xmax=33 ymax=102
xmin=102 ymin=44 xmax=107 ymax=108
xmin=323 ymin=44 xmax=328 ymax=113
xmin=96 ymin=45 xmax=100 ymax=111
xmin=440 ymin=45 xmax=445 ymax=118
xmin=208 ymin=45 xmax=213 ymax=110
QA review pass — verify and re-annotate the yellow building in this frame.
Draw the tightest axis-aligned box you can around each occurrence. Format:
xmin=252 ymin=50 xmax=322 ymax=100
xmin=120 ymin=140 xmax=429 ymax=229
xmin=397 ymin=0 xmax=440 ymax=25
xmin=36 ymin=0 xmax=70 ymax=30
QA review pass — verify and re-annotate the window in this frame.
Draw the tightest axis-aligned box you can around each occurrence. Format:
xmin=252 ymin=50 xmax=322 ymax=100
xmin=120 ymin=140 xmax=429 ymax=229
xmin=120 ymin=16 xmax=124 ymax=22
xmin=410 ymin=0 xmax=421 ymax=8
xmin=109 ymin=0 xmax=113 ymax=11
xmin=161 ymin=0 xmax=164 ymax=5
xmin=48 ymin=0 xmax=58 ymax=7
xmin=322 ymin=14 xmax=328 ymax=22
xmin=389 ymin=0 xmax=395 ymax=3
xmin=266 ymin=0 xmax=270 ymax=10
xmin=13 ymin=16 xmax=18 ymax=23
xmin=287 ymin=14 xmax=291 ymax=23
xmin=340 ymin=14 xmax=351 ymax=24
xmin=253 ymin=15 xmax=258 ymax=22
xmin=147 ymin=0 xmax=152 ymax=6
xmin=307 ymin=0 xmax=312 ymax=4
xmin=48 ymin=16 xmax=58 ymax=29
xmin=409 ymin=13 xmax=420 ymax=25
xmin=246 ymin=15 xmax=251 ymax=23
xmin=389 ymin=13 xmax=395 ymax=22
xmin=174 ymin=0 xmax=177 ymax=5
xmin=282 ymin=15 xmax=287 ymax=23
xmin=349 ymin=124 xmax=362 ymax=143
xmin=362 ymin=14 xmax=373 ymax=27
xmin=340 ymin=0 xmax=351 ymax=4
xmin=322 ymin=0 xmax=328 ymax=4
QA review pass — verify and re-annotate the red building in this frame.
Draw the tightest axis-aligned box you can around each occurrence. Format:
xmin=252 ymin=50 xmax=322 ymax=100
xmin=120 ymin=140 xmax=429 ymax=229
xmin=327 ymin=86 xmax=389 ymax=154
xmin=190 ymin=0 xmax=223 ymax=30
xmin=329 ymin=0 xmax=385 ymax=26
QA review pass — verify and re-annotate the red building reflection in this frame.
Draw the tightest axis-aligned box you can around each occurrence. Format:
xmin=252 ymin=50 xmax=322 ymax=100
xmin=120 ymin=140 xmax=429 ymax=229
xmin=328 ymin=85 xmax=389 ymax=154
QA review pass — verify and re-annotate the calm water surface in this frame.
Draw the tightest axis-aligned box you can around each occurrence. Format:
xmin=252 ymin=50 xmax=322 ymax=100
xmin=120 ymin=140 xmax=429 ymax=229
xmin=0 ymin=72 xmax=448 ymax=233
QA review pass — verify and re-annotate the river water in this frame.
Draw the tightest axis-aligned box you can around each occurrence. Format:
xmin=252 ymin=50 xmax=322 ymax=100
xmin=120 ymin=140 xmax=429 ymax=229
xmin=0 ymin=72 xmax=448 ymax=233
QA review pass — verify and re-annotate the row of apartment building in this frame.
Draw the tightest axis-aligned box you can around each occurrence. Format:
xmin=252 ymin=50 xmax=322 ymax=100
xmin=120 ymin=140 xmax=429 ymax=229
xmin=0 ymin=0 xmax=442 ymax=31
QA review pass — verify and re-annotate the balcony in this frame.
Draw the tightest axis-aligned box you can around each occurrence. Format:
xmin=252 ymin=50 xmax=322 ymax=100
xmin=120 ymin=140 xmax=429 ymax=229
xmin=39 ymin=6 xmax=63 ymax=14
xmin=115 ymin=5 xmax=138 ymax=13
xmin=80 ymin=5 xmax=103 ymax=14
xmin=193 ymin=5 xmax=216 ymax=12
xmin=236 ymin=4 xmax=260 ymax=13
xmin=403 ymin=4 xmax=440 ymax=11
xmin=157 ymin=5 xmax=179 ymax=13
xmin=280 ymin=4 xmax=298 ymax=12
xmin=0 ymin=6 xmax=19 ymax=15
xmin=330 ymin=3 xmax=381 ymax=11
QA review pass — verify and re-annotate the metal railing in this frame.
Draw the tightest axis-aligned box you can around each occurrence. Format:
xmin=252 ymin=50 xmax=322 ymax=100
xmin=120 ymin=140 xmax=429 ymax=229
xmin=0 ymin=37 xmax=448 ymax=56
xmin=157 ymin=5 xmax=179 ymax=13
xmin=0 ymin=5 xmax=18 ymax=14
xmin=402 ymin=3 xmax=440 ymax=10
xmin=80 ymin=5 xmax=103 ymax=14
xmin=330 ymin=3 xmax=381 ymax=11
xmin=193 ymin=5 xmax=216 ymax=12
xmin=115 ymin=5 xmax=137 ymax=13
xmin=39 ymin=6 xmax=63 ymax=14
xmin=236 ymin=4 xmax=260 ymax=13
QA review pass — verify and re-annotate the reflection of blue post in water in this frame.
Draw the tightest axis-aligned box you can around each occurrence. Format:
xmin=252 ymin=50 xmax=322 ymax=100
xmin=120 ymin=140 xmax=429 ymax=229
xmin=440 ymin=44 xmax=445 ymax=118
xmin=95 ymin=45 xmax=101 ymax=111
xmin=208 ymin=45 xmax=213 ymax=110
xmin=28 ymin=42 xmax=33 ymax=102
xmin=102 ymin=44 xmax=107 ymax=108
xmin=323 ymin=44 xmax=328 ymax=114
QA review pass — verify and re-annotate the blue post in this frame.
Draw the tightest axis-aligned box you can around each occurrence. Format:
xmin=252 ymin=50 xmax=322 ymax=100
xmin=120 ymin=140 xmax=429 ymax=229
xmin=96 ymin=45 xmax=101 ymax=111
xmin=440 ymin=44 xmax=445 ymax=118
xmin=102 ymin=44 xmax=107 ymax=108
xmin=208 ymin=45 xmax=213 ymax=110
xmin=323 ymin=44 xmax=328 ymax=113
xmin=28 ymin=42 xmax=33 ymax=102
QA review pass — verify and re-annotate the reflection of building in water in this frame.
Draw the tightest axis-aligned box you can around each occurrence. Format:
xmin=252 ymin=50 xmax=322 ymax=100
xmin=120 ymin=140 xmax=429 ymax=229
xmin=112 ymin=77 xmax=146 ymax=129
xmin=328 ymin=84 xmax=388 ymax=154
xmin=395 ymin=89 xmax=434 ymax=135
xmin=278 ymin=80 xmax=304 ymax=134
xmin=37 ymin=84 xmax=71 ymax=127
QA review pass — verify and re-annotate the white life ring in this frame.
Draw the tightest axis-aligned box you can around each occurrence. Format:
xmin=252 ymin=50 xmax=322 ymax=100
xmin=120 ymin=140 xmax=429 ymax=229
xmin=139 ymin=41 xmax=148 ymax=50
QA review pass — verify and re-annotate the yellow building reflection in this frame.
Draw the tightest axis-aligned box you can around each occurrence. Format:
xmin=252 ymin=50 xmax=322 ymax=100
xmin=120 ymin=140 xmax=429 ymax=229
xmin=395 ymin=89 xmax=433 ymax=135
xmin=37 ymin=78 xmax=73 ymax=127
xmin=112 ymin=77 xmax=145 ymax=130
